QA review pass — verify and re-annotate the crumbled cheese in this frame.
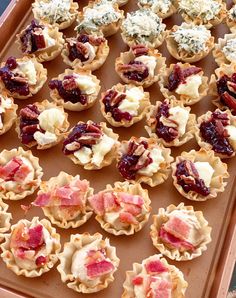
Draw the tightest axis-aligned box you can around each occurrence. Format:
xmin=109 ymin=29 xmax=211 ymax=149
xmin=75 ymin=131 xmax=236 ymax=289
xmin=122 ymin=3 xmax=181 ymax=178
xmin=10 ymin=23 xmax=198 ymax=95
xmin=138 ymin=0 xmax=172 ymax=14
xmin=138 ymin=148 xmax=164 ymax=176
xmin=172 ymin=23 xmax=211 ymax=54
xmin=34 ymin=0 xmax=72 ymax=24
xmin=222 ymin=38 xmax=236 ymax=63
xmin=194 ymin=161 xmax=214 ymax=187
xmin=13 ymin=60 xmax=37 ymax=85
xmin=122 ymin=9 xmax=166 ymax=46
xmin=176 ymin=74 xmax=202 ymax=98
xmin=0 ymin=96 xmax=12 ymax=129
xmin=33 ymin=131 xmax=57 ymax=145
xmin=168 ymin=106 xmax=189 ymax=136
xmin=74 ymin=74 xmax=97 ymax=94
xmin=226 ymin=125 xmax=236 ymax=141
xmin=179 ymin=0 xmax=221 ymax=21
xmin=41 ymin=28 xmax=56 ymax=49
xmin=228 ymin=5 xmax=236 ymax=21
xmin=118 ymin=87 xmax=144 ymax=116
xmin=91 ymin=134 xmax=115 ymax=166
xmin=74 ymin=147 xmax=92 ymax=164
xmin=134 ymin=55 xmax=156 ymax=76
xmin=38 ymin=108 xmax=65 ymax=133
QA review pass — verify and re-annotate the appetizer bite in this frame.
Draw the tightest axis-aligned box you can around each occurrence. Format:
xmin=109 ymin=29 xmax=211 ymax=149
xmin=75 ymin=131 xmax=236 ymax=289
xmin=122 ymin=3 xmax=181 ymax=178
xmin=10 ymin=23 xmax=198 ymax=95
xmin=0 ymin=56 xmax=47 ymax=99
xmin=145 ymin=98 xmax=196 ymax=147
xmin=166 ymin=23 xmax=214 ymax=63
xmin=1 ymin=217 xmax=61 ymax=277
xmin=49 ymin=69 xmax=101 ymax=111
xmin=122 ymin=254 xmax=188 ymax=297
xmin=57 ymin=233 xmax=120 ymax=293
xmin=62 ymin=121 xmax=119 ymax=170
xmin=105 ymin=0 xmax=129 ymax=6
xmin=150 ymin=203 xmax=212 ymax=260
xmin=0 ymin=201 xmax=11 ymax=241
xmin=121 ymin=9 xmax=166 ymax=48
xmin=213 ymin=33 xmax=236 ymax=66
xmin=226 ymin=4 xmax=236 ymax=33
xmin=171 ymin=148 xmax=229 ymax=201
xmin=16 ymin=100 xmax=69 ymax=150
xmin=117 ymin=137 xmax=173 ymax=187
xmin=0 ymin=92 xmax=17 ymax=136
xmin=115 ymin=44 xmax=166 ymax=88
xmin=100 ymin=83 xmax=150 ymax=127
xmin=137 ymin=0 xmax=177 ymax=19
xmin=88 ymin=181 xmax=151 ymax=235
xmin=0 ymin=147 xmax=43 ymax=200
xmin=32 ymin=172 xmax=94 ymax=229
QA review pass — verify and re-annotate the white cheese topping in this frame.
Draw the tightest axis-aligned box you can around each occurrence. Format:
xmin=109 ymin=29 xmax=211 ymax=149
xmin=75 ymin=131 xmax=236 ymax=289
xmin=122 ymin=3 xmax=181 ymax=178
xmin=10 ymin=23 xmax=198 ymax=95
xmin=74 ymin=74 xmax=97 ymax=95
xmin=41 ymin=28 xmax=56 ymax=49
xmin=138 ymin=0 xmax=172 ymax=14
xmin=226 ymin=125 xmax=236 ymax=141
xmin=74 ymin=147 xmax=92 ymax=164
xmin=138 ymin=148 xmax=164 ymax=176
xmin=13 ymin=60 xmax=37 ymax=85
xmin=228 ymin=5 xmax=236 ymax=21
xmin=82 ymin=42 xmax=97 ymax=64
xmin=172 ymin=23 xmax=211 ymax=54
xmin=134 ymin=55 xmax=156 ymax=77
xmin=168 ymin=106 xmax=189 ymax=136
xmin=175 ymin=74 xmax=202 ymax=98
xmin=33 ymin=131 xmax=57 ymax=145
xmin=194 ymin=161 xmax=214 ymax=187
xmin=222 ymin=38 xmax=236 ymax=63
xmin=118 ymin=87 xmax=144 ymax=116
xmin=38 ymin=108 xmax=65 ymax=133
xmin=0 ymin=96 xmax=12 ymax=129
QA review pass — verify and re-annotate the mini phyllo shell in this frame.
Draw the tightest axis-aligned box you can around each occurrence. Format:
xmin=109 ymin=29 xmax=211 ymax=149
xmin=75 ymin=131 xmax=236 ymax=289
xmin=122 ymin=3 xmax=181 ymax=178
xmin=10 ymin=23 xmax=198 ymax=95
xmin=32 ymin=0 xmax=78 ymax=30
xmin=122 ymin=254 xmax=188 ymax=297
xmin=159 ymin=63 xmax=208 ymax=105
xmin=16 ymin=100 xmax=69 ymax=150
xmin=49 ymin=69 xmax=101 ymax=112
xmin=0 ymin=92 xmax=17 ymax=136
xmin=0 ymin=56 xmax=47 ymax=100
xmin=63 ymin=121 xmax=119 ymax=170
xmin=137 ymin=0 xmax=177 ymax=19
xmin=57 ymin=232 xmax=120 ymax=293
xmin=178 ymin=0 xmax=226 ymax=29
xmin=104 ymin=0 xmax=129 ymax=7
xmin=150 ymin=203 xmax=212 ymax=261
xmin=226 ymin=5 xmax=236 ymax=33
xmin=213 ymin=33 xmax=236 ymax=66
xmin=61 ymin=32 xmax=109 ymax=71
xmin=166 ymin=23 xmax=214 ymax=63
xmin=100 ymin=83 xmax=150 ymax=127
xmin=0 ymin=147 xmax=43 ymax=200
xmin=145 ymin=98 xmax=196 ymax=147
xmin=75 ymin=1 xmax=124 ymax=37
xmin=121 ymin=9 xmax=166 ymax=49
xmin=0 ymin=201 xmax=12 ymax=241
xmin=16 ymin=19 xmax=64 ymax=62
xmin=117 ymin=137 xmax=173 ymax=187
xmin=115 ymin=44 xmax=166 ymax=88
xmin=196 ymin=109 xmax=236 ymax=159
xmin=1 ymin=217 xmax=61 ymax=277
xmin=88 ymin=181 xmax=151 ymax=235
xmin=171 ymin=148 xmax=229 ymax=201
xmin=32 ymin=171 xmax=93 ymax=229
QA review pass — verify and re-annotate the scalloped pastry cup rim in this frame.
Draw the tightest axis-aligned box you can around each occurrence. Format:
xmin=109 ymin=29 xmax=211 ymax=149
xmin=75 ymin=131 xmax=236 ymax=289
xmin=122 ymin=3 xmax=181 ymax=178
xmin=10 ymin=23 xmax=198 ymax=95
xmin=0 ymin=92 xmax=18 ymax=136
xmin=213 ymin=33 xmax=236 ymax=66
xmin=226 ymin=7 xmax=236 ymax=33
xmin=137 ymin=0 xmax=177 ymax=19
xmin=0 ymin=201 xmax=12 ymax=236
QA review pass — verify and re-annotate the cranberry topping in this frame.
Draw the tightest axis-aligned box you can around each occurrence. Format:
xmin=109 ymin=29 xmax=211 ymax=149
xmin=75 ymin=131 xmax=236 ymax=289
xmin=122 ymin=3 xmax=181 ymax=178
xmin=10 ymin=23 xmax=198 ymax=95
xmin=167 ymin=64 xmax=201 ymax=91
xmin=117 ymin=140 xmax=153 ymax=180
xmin=175 ymin=160 xmax=210 ymax=196
xmin=120 ymin=61 xmax=149 ymax=82
xmin=216 ymin=73 xmax=236 ymax=112
xmin=49 ymin=75 xmax=87 ymax=105
xmin=0 ymin=57 xmax=30 ymax=96
xmin=102 ymin=89 xmax=132 ymax=122
xmin=200 ymin=111 xmax=234 ymax=156
xmin=63 ymin=122 xmax=102 ymax=155
xmin=20 ymin=19 xmax=46 ymax=54
xmin=35 ymin=255 xmax=47 ymax=266
xmin=19 ymin=104 xmax=41 ymax=145
xmin=155 ymin=101 xmax=178 ymax=142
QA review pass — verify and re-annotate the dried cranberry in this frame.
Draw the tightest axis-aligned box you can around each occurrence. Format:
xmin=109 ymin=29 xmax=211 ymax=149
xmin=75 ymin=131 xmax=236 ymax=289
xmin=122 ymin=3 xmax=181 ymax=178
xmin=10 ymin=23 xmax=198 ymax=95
xmin=35 ymin=255 xmax=47 ymax=267
xmin=6 ymin=57 xmax=17 ymax=70
xmin=118 ymin=154 xmax=140 ymax=180
xmin=77 ymin=34 xmax=90 ymax=43
xmin=123 ymin=61 xmax=149 ymax=82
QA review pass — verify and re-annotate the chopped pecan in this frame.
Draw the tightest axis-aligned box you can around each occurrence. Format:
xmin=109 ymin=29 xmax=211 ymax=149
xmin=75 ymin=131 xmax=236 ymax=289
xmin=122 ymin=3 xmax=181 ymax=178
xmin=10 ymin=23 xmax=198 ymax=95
xmin=62 ymin=77 xmax=78 ymax=91
xmin=20 ymin=105 xmax=40 ymax=119
xmin=89 ymin=36 xmax=105 ymax=46
xmin=227 ymin=81 xmax=236 ymax=93
xmin=131 ymin=45 xmax=149 ymax=57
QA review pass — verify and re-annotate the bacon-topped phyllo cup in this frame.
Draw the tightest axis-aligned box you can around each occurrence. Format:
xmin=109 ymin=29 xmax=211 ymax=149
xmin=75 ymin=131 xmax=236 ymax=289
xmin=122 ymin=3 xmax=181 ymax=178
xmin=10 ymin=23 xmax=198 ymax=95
xmin=1 ymin=217 xmax=61 ymax=277
xmin=57 ymin=232 xmax=120 ymax=293
xmin=88 ymin=181 xmax=151 ymax=235
xmin=122 ymin=254 xmax=188 ymax=297
xmin=32 ymin=171 xmax=94 ymax=229
xmin=150 ymin=203 xmax=212 ymax=261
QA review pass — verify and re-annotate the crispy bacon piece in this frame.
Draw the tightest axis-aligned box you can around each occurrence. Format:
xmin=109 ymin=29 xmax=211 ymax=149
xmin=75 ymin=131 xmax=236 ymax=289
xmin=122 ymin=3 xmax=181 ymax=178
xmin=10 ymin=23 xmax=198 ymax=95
xmin=116 ymin=192 xmax=144 ymax=207
xmin=164 ymin=216 xmax=190 ymax=240
xmin=151 ymin=279 xmax=172 ymax=298
xmin=119 ymin=212 xmax=138 ymax=224
xmin=86 ymin=260 xmax=114 ymax=278
xmin=0 ymin=157 xmax=30 ymax=183
xmin=103 ymin=192 xmax=119 ymax=212
xmin=132 ymin=275 xmax=144 ymax=286
xmin=88 ymin=193 xmax=105 ymax=215
xmin=145 ymin=260 xmax=167 ymax=274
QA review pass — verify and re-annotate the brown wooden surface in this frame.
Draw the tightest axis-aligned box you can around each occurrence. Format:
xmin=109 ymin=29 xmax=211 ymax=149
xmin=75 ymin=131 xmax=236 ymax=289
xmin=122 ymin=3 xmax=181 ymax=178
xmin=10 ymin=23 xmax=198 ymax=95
xmin=0 ymin=0 xmax=235 ymax=297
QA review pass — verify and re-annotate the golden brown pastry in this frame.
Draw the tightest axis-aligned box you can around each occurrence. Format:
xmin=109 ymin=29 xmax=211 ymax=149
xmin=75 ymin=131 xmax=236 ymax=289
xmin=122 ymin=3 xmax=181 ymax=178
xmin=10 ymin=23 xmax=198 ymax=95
xmin=213 ymin=33 xmax=236 ymax=66
xmin=0 ymin=92 xmax=17 ymax=136
xmin=137 ymin=0 xmax=177 ymax=19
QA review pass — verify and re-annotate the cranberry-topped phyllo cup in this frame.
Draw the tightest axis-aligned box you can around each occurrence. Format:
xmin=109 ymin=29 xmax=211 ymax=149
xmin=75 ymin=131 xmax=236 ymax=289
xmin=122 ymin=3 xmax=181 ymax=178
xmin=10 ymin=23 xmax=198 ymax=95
xmin=0 ymin=147 xmax=43 ymax=200
xmin=150 ymin=203 xmax=212 ymax=261
xmin=171 ymin=148 xmax=229 ymax=201
xmin=0 ymin=201 xmax=12 ymax=241
xmin=0 ymin=56 xmax=47 ymax=100
xmin=16 ymin=19 xmax=64 ymax=62
xmin=122 ymin=254 xmax=188 ymax=298
xmin=16 ymin=100 xmax=69 ymax=150
xmin=61 ymin=32 xmax=109 ymax=71
xmin=49 ymin=69 xmax=101 ymax=111
xmin=137 ymin=0 xmax=177 ymax=19
xmin=196 ymin=109 xmax=236 ymax=158
xmin=145 ymin=98 xmax=196 ymax=147
xmin=159 ymin=63 xmax=208 ymax=105
xmin=57 ymin=232 xmax=120 ymax=293
xmin=117 ymin=137 xmax=173 ymax=187
xmin=0 ymin=92 xmax=17 ymax=136
xmin=1 ymin=217 xmax=61 ymax=277
xmin=62 ymin=121 xmax=119 ymax=170
xmin=115 ymin=45 xmax=166 ymax=88
xmin=209 ymin=63 xmax=236 ymax=113
xmin=100 ymin=83 xmax=150 ymax=127
xmin=88 ymin=181 xmax=151 ymax=235
xmin=32 ymin=171 xmax=94 ymax=229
